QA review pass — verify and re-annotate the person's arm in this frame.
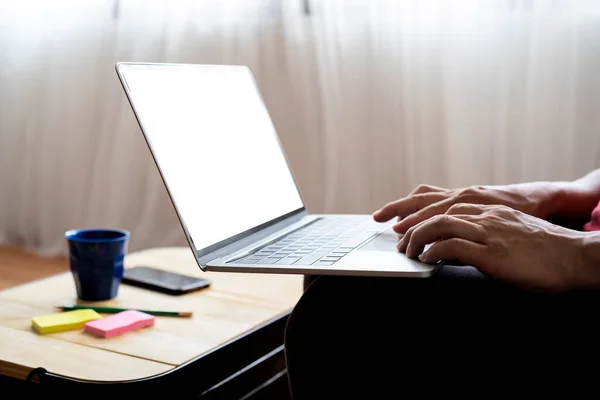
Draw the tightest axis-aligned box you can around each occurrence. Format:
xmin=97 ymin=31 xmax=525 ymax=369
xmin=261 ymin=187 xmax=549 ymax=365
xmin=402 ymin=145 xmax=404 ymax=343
xmin=396 ymin=203 xmax=600 ymax=292
xmin=373 ymin=169 xmax=600 ymax=233
xmin=552 ymin=169 xmax=600 ymax=220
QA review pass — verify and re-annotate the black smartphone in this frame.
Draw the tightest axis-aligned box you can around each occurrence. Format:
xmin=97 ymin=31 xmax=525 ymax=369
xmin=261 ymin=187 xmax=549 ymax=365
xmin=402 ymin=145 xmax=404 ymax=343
xmin=122 ymin=266 xmax=211 ymax=295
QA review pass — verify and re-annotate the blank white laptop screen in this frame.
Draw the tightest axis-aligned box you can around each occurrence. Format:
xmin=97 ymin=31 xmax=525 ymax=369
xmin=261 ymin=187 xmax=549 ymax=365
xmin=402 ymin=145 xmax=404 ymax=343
xmin=119 ymin=64 xmax=304 ymax=252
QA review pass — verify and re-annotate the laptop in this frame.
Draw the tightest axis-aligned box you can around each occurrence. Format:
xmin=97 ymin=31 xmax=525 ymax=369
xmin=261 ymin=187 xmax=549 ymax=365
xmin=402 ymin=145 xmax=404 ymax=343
xmin=116 ymin=62 xmax=440 ymax=278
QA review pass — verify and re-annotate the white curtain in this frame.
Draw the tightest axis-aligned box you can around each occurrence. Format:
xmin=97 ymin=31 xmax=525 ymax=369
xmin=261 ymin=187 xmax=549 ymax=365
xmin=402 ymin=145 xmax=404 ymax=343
xmin=1 ymin=0 xmax=599 ymax=258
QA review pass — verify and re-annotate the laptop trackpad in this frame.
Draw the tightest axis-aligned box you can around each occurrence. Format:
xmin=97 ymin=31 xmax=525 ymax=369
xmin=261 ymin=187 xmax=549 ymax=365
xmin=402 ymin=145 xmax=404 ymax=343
xmin=358 ymin=227 xmax=399 ymax=252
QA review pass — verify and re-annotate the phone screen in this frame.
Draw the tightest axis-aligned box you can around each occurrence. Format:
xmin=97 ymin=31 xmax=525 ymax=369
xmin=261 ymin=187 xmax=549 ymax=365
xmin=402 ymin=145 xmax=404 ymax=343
xmin=122 ymin=266 xmax=210 ymax=294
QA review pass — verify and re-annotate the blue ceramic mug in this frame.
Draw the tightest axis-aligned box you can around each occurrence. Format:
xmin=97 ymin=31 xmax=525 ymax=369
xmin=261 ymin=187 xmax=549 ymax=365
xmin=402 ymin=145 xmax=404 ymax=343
xmin=65 ymin=228 xmax=130 ymax=301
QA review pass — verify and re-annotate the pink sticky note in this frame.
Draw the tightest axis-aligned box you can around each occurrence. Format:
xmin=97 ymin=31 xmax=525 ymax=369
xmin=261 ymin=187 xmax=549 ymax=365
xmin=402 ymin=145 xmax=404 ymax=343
xmin=84 ymin=310 xmax=155 ymax=338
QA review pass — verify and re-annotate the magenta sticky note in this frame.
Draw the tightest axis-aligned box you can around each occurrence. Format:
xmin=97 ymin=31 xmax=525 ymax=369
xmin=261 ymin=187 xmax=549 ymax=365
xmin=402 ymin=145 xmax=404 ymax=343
xmin=84 ymin=310 xmax=155 ymax=338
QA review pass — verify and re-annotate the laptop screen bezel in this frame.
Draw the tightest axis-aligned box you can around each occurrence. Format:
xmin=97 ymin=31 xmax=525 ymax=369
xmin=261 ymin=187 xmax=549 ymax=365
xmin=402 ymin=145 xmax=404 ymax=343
xmin=115 ymin=62 xmax=307 ymax=264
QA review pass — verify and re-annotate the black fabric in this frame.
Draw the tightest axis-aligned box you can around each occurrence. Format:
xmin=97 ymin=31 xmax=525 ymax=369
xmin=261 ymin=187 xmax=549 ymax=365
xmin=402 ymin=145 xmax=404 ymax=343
xmin=285 ymin=266 xmax=600 ymax=398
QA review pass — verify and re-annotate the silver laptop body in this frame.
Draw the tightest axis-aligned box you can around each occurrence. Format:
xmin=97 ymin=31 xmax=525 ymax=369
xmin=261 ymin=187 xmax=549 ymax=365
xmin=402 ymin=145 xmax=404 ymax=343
xmin=116 ymin=62 xmax=440 ymax=278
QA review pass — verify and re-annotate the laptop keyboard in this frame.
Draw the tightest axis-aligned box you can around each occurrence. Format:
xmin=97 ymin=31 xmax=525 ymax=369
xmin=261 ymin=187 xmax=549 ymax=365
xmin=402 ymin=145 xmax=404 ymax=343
xmin=230 ymin=217 xmax=381 ymax=267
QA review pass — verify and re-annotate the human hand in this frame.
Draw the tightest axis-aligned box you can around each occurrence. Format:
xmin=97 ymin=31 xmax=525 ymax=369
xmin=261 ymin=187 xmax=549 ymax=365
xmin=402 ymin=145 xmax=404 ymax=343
xmin=373 ymin=182 xmax=563 ymax=234
xmin=397 ymin=203 xmax=587 ymax=292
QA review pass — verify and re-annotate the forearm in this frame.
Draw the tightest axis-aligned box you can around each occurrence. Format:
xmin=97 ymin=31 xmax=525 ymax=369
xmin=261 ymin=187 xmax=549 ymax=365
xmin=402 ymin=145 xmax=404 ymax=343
xmin=572 ymin=169 xmax=600 ymax=197
xmin=551 ymin=169 xmax=600 ymax=219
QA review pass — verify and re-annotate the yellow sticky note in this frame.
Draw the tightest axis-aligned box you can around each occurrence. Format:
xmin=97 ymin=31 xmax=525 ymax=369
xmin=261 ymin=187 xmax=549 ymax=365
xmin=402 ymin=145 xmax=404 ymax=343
xmin=32 ymin=309 xmax=102 ymax=334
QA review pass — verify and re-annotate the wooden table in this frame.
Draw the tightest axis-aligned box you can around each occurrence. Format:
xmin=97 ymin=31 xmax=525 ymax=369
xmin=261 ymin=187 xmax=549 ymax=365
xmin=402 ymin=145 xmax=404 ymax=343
xmin=0 ymin=247 xmax=303 ymax=396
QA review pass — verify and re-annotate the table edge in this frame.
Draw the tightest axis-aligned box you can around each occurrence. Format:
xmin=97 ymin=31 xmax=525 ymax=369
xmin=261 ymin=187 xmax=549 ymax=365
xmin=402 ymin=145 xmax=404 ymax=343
xmin=35 ymin=310 xmax=292 ymax=385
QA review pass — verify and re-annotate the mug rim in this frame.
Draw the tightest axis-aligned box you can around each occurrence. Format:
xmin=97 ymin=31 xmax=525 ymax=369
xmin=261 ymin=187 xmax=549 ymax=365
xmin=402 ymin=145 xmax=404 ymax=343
xmin=65 ymin=228 xmax=130 ymax=243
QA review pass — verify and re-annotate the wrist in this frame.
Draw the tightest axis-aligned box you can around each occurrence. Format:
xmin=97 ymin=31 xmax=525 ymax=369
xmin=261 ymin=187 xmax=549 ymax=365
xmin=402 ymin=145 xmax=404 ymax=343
xmin=537 ymin=181 xmax=574 ymax=218
xmin=546 ymin=181 xmax=599 ymax=219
